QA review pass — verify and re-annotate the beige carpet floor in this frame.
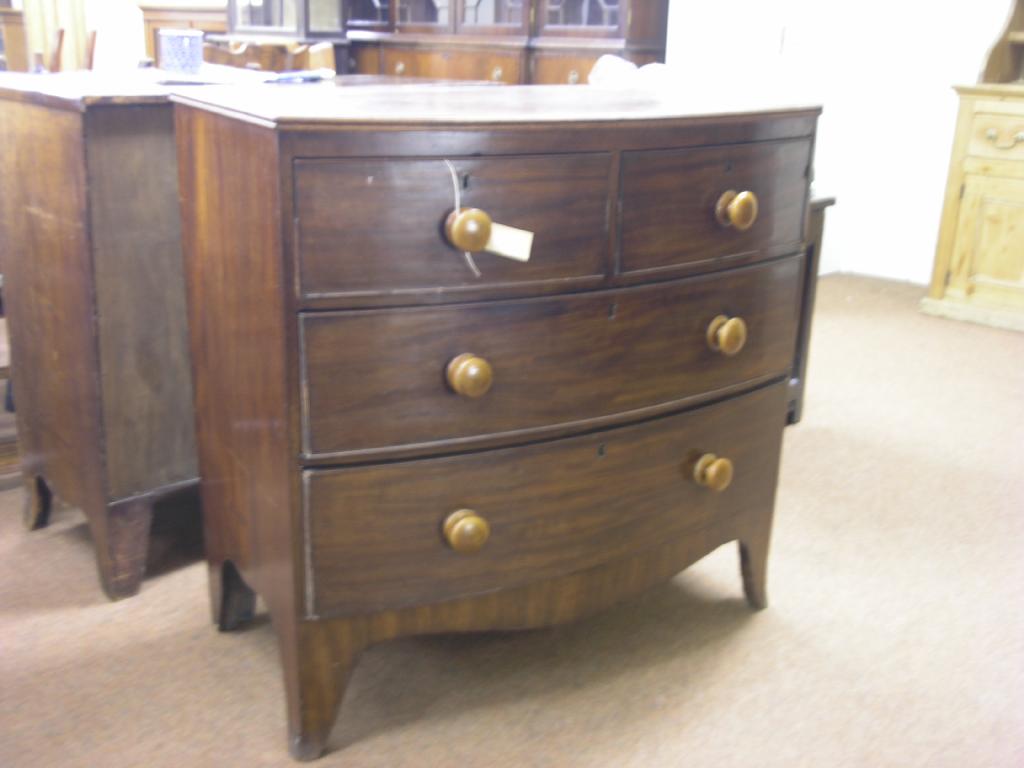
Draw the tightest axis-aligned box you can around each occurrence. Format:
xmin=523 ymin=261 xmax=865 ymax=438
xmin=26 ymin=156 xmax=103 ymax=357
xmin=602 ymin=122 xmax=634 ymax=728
xmin=1 ymin=275 xmax=1023 ymax=767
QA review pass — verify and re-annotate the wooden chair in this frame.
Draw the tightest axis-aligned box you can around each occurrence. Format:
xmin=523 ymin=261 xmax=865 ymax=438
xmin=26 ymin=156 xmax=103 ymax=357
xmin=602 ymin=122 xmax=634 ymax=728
xmin=31 ymin=27 xmax=63 ymax=72
xmin=85 ymin=30 xmax=97 ymax=70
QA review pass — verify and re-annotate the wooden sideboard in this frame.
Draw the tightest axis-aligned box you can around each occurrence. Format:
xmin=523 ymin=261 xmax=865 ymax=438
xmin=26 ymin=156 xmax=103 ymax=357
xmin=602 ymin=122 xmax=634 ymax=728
xmin=0 ymin=73 xmax=199 ymax=598
xmin=923 ymin=84 xmax=1024 ymax=330
xmin=173 ymin=84 xmax=820 ymax=759
xmin=217 ymin=0 xmax=666 ymax=83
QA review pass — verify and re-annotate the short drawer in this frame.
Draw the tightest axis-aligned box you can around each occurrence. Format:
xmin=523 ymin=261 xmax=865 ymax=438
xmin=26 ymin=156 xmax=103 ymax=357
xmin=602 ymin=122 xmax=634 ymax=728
xmin=294 ymin=153 xmax=611 ymax=301
xmin=381 ymin=47 xmax=523 ymax=83
xmin=530 ymin=52 xmax=600 ymax=85
xmin=620 ymin=139 xmax=811 ymax=275
xmin=303 ymin=380 xmax=788 ymax=616
xmin=967 ymin=111 xmax=1024 ymax=162
xmin=529 ymin=52 xmax=659 ymax=85
xmin=300 ymin=255 xmax=802 ymax=458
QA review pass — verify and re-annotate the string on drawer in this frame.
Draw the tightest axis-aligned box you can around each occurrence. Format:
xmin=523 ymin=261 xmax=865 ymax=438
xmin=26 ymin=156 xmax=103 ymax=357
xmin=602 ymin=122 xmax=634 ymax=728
xmin=444 ymin=159 xmax=482 ymax=278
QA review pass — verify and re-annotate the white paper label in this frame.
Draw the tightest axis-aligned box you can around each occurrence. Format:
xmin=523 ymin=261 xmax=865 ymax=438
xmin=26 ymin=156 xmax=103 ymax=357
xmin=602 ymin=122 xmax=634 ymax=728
xmin=485 ymin=222 xmax=534 ymax=262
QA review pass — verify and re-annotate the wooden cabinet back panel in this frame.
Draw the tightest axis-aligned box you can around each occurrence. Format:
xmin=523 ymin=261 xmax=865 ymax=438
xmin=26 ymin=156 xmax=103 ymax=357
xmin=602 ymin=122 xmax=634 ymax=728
xmin=305 ymin=381 xmax=787 ymax=616
xmin=295 ymin=153 xmax=610 ymax=299
xmin=620 ymin=139 xmax=811 ymax=275
xmin=301 ymin=256 xmax=801 ymax=458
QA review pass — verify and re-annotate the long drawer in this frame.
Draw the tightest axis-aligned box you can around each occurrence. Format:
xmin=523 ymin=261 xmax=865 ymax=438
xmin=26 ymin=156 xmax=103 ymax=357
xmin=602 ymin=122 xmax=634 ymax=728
xmin=380 ymin=47 xmax=524 ymax=83
xmin=620 ymin=139 xmax=811 ymax=276
xmin=293 ymin=153 xmax=611 ymax=301
xmin=300 ymin=255 xmax=802 ymax=459
xmin=303 ymin=381 xmax=787 ymax=617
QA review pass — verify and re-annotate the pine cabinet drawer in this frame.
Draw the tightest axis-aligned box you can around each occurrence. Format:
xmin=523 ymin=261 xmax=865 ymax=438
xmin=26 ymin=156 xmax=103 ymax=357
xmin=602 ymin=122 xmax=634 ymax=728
xmin=294 ymin=153 xmax=611 ymax=302
xmin=299 ymin=256 xmax=802 ymax=459
xmin=303 ymin=380 xmax=788 ymax=617
xmin=620 ymin=139 xmax=811 ymax=276
xmin=968 ymin=111 xmax=1024 ymax=162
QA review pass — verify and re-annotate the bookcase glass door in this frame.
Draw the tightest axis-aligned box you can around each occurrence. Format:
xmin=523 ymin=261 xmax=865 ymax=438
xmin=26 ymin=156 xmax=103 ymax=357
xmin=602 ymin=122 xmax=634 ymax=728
xmin=396 ymin=0 xmax=451 ymax=27
xmin=459 ymin=0 xmax=527 ymax=30
xmin=541 ymin=0 xmax=621 ymax=31
xmin=235 ymin=0 xmax=300 ymax=31
xmin=349 ymin=0 xmax=391 ymax=26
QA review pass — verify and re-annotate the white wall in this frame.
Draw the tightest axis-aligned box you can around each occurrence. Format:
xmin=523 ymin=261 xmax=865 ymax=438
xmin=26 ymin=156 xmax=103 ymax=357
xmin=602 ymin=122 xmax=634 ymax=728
xmin=667 ymin=0 xmax=1015 ymax=282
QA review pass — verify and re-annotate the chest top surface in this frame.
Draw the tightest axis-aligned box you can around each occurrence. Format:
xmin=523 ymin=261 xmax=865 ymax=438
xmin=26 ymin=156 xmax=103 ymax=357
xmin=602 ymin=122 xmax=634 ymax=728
xmin=170 ymin=82 xmax=822 ymax=129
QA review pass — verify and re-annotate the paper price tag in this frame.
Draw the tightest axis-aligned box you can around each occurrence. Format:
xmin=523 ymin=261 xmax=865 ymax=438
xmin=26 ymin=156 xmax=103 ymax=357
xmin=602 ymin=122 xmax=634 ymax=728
xmin=485 ymin=222 xmax=534 ymax=263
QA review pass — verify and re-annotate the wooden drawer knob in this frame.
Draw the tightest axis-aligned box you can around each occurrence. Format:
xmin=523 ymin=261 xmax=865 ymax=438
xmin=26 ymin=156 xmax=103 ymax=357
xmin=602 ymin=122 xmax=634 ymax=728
xmin=446 ymin=353 xmax=493 ymax=398
xmin=445 ymin=207 xmax=492 ymax=253
xmin=693 ymin=453 xmax=734 ymax=492
xmin=443 ymin=509 xmax=490 ymax=553
xmin=706 ymin=314 xmax=747 ymax=356
xmin=715 ymin=189 xmax=759 ymax=231
xmin=394 ymin=60 xmax=406 ymax=75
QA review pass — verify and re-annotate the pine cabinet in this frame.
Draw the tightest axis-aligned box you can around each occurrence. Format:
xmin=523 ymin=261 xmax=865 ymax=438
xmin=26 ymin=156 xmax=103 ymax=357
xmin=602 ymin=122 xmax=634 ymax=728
xmin=924 ymin=85 xmax=1024 ymax=331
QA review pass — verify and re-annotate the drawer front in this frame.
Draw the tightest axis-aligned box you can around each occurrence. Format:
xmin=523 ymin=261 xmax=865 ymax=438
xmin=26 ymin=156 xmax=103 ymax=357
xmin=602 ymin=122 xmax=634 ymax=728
xmin=381 ymin=47 xmax=523 ymax=83
xmin=294 ymin=153 xmax=611 ymax=300
xmin=529 ymin=52 xmax=659 ymax=85
xmin=530 ymin=53 xmax=600 ymax=85
xmin=300 ymin=256 xmax=802 ymax=458
xmin=968 ymin=111 xmax=1024 ymax=162
xmin=304 ymin=380 xmax=788 ymax=616
xmin=620 ymin=140 xmax=811 ymax=275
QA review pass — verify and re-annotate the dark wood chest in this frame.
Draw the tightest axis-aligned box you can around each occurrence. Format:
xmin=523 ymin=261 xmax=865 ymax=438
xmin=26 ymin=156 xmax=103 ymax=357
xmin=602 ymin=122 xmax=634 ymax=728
xmin=0 ymin=74 xmax=197 ymax=598
xmin=173 ymin=84 xmax=820 ymax=760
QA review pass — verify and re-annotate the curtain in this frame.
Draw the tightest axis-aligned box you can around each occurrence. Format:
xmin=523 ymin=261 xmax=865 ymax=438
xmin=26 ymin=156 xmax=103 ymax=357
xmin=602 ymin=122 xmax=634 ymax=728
xmin=20 ymin=0 xmax=86 ymax=70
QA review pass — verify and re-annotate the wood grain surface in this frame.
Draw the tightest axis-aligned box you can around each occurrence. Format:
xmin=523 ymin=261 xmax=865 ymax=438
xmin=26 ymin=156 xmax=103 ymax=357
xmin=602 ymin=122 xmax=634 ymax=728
xmin=0 ymin=99 xmax=105 ymax=519
xmin=86 ymin=103 xmax=197 ymax=500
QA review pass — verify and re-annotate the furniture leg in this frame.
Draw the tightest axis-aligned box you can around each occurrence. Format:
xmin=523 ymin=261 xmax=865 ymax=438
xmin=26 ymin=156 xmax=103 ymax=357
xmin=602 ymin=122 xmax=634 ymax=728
xmin=22 ymin=474 xmax=52 ymax=530
xmin=94 ymin=498 xmax=154 ymax=599
xmin=283 ymin=620 xmax=365 ymax=762
xmin=738 ymin=519 xmax=772 ymax=610
xmin=210 ymin=560 xmax=257 ymax=631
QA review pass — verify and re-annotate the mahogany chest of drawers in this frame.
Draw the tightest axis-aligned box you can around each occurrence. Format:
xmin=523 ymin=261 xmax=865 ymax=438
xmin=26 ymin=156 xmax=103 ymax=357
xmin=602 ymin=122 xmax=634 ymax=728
xmin=173 ymin=84 xmax=820 ymax=760
xmin=0 ymin=73 xmax=198 ymax=599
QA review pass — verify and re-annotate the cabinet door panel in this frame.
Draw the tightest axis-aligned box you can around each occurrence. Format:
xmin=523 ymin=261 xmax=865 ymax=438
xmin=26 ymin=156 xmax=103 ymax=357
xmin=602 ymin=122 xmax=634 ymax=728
xmin=950 ymin=175 xmax=1024 ymax=308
